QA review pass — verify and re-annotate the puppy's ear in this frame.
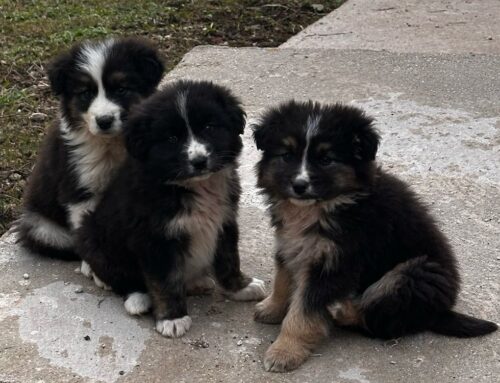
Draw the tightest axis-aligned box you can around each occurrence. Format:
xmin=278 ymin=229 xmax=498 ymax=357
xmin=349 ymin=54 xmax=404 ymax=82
xmin=124 ymin=109 xmax=152 ymax=161
xmin=252 ymin=121 xmax=270 ymax=151
xmin=353 ymin=118 xmax=379 ymax=161
xmin=215 ymin=87 xmax=246 ymax=135
xmin=136 ymin=45 xmax=165 ymax=91
xmin=47 ymin=52 xmax=73 ymax=96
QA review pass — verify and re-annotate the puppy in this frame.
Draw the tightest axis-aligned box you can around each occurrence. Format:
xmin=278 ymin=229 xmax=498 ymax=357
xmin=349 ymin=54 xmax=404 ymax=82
xmin=253 ymin=100 xmax=497 ymax=372
xmin=77 ymin=80 xmax=266 ymax=337
xmin=16 ymin=37 xmax=164 ymax=261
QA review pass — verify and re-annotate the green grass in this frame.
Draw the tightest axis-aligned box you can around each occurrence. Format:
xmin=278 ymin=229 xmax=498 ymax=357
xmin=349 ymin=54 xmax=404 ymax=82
xmin=0 ymin=0 xmax=345 ymax=234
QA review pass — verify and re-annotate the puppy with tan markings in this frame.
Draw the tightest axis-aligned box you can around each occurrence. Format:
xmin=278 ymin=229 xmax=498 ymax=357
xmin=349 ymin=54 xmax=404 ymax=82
xmin=253 ymin=100 xmax=497 ymax=372
xmin=77 ymin=80 xmax=265 ymax=338
xmin=16 ymin=38 xmax=164 ymax=262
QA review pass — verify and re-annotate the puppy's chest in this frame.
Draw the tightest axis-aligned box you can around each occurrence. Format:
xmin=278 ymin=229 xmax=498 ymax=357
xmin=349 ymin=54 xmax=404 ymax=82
xmin=166 ymin=174 xmax=233 ymax=278
xmin=66 ymin=132 xmax=126 ymax=195
xmin=274 ymin=202 xmax=338 ymax=271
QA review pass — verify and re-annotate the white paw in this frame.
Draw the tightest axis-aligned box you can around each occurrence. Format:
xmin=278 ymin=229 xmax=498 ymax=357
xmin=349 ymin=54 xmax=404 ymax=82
xmin=93 ymin=274 xmax=112 ymax=291
xmin=124 ymin=292 xmax=152 ymax=315
xmin=79 ymin=261 xmax=93 ymax=278
xmin=155 ymin=316 xmax=192 ymax=338
xmin=227 ymin=278 xmax=266 ymax=301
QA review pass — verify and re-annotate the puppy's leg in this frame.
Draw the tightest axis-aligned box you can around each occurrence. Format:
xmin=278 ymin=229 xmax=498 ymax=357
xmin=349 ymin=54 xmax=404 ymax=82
xmin=214 ymin=222 xmax=266 ymax=301
xmin=359 ymin=256 xmax=458 ymax=339
xmin=264 ymin=277 xmax=329 ymax=373
xmin=140 ymin=237 xmax=191 ymax=338
xmin=255 ymin=262 xmax=292 ymax=324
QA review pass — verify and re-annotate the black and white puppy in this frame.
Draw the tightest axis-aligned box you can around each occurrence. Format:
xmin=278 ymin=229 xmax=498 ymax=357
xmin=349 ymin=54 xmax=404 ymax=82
xmin=253 ymin=101 xmax=497 ymax=372
xmin=77 ymin=80 xmax=266 ymax=337
xmin=16 ymin=38 xmax=164 ymax=263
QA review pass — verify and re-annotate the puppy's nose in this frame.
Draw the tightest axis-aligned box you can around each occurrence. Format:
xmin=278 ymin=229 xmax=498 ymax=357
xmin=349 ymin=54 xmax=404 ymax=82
xmin=191 ymin=156 xmax=208 ymax=170
xmin=96 ymin=116 xmax=114 ymax=131
xmin=292 ymin=179 xmax=309 ymax=195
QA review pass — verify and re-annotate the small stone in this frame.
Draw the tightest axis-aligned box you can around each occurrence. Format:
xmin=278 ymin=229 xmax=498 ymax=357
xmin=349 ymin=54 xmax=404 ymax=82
xmin=74 ymin=287 xmax=84 ymax=293
xmin=9 ymin=173 xmax=22 ymax=181
xmin=487 ymin=36 xmax=493 ymax=40
xmin=101 ymin=344 xmax=106 ymax=348
xmin=23 ymin=273 xmax=30 ymax=280
xmin=236 ymin=340 xmax=243 ymax=346
xmin=84 ymin=335 xmax=91 ymax=341
xmin=311 ymin=4 xmax=325 ymax=12
xmin=496 ymin=257 xmax=500 ymax=261
xmin=119 ymin=371 xmax=125 ymax=376
xmin=390 ymin=360 xmax=397 ymax=365
xmin=30 ymin=112 xmax=48 ymax=122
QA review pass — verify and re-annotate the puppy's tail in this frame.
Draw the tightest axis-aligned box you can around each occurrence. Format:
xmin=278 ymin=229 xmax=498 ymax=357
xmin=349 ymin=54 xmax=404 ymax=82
xmin=429 ymin=311 xmax=498 ymax=338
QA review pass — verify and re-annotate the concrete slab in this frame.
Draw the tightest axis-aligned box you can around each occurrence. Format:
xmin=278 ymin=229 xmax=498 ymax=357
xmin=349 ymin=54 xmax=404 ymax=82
xmin=282 ymin=0 xmax=500 ymax=54
xmin=1 ymin=46 xmax=499 ymax=382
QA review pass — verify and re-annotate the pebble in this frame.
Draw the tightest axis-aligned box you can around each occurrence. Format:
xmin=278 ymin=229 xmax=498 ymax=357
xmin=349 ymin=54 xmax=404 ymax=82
xmin=236 ymin=340 xmax=243 ymax=346
xmin=390 ymin=361 xmax=397 ymax=365
xmin=30 ymin=112 xmax=48 ymax=122
xmin=9 ymin=173 xmax=22 ymax=181
xmin=23 ymin=273 xmax=30 ymax=280
xmin=311 ymin=4 xmax=325 ymax=12
xmin=74 ymin=287 xmax=84 ymax=293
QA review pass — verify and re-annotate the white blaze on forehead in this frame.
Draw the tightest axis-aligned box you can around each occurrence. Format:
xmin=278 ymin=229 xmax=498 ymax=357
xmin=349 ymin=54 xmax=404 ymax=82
xmin=176 ymin=90 xmax=209 ymax=160
xmin=77 ymin=39 xmax=121 ymax=131
xmin=296 ymin=114 xmax=321 ymax=181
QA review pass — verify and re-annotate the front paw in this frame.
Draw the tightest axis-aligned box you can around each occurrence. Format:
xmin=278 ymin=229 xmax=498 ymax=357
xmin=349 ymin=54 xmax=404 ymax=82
xmin=227 ymin=278 xmax=266 ymax=301
xmin=264 ymin=341 xmax=310 ymax=373
xmin=254 ymin=297 xmax=286 ymax=324
xmin=78 ymin=261 xmax=93 ymax=278
xmin=155 ymin=316 xmax=192 ymax=338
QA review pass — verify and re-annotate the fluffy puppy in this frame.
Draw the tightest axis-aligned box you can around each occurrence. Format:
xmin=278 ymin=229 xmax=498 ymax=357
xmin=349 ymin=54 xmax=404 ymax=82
xmin=253 ymin=100 xmax=497 ymax=372
xmin=77 ymin=80 xmax=266 ymax=337
xmin=16 ymin=37 xmax=164 ymax=261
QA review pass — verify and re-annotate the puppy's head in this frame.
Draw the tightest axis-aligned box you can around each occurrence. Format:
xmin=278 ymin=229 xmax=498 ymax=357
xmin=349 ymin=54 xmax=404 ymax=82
xmin=48 ymin=37 xmax=164 ymax=137
xmin=125 ymin=80 xmax=245 ymax=183
xmin=253 ymin=101 xmax=379 ymax=205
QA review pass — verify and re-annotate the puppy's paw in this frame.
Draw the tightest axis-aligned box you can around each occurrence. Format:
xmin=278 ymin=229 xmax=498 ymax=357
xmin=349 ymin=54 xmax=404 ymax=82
xmin=124 ymin=292 xmax=152 ymax=315
xmin=254 ymin=297 xmax=286 ymax=324
xmin=79 ymin=261 xmax=93 ymax=278
xmin=187 ymin=276 xmax=216 ymax=296
xmin=155 ymin=316 xmax=192 ymax=338
xmin=227 ymin=278 xmax=266 ymax=301
xmin=93 ymin=274 xmax=112 ymax=291
xmin=264 ymin=341 xmax=309 ymax=373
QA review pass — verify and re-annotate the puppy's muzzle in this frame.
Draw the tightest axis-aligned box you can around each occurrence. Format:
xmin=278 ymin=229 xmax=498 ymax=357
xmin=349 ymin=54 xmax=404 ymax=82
xmin=190 ymin=155 xmax=208 ymax=171
xmin=96 ymin=115 xmax=115 ymax=132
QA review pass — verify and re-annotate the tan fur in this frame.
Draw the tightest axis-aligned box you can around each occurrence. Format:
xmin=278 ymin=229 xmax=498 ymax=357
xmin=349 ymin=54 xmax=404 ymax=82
xmin=255 ymin=265 xmax=293 ymax=324
xmin=264 ymin=272 xmax=329 ymax=372
xmin=328 ymin=300 xmax=364 ymax=327
xmin=165 ymin=167 xmax=235 ymax=283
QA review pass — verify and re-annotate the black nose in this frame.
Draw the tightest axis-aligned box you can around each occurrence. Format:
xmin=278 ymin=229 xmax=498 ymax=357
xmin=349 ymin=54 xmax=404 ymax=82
xmin=191 ymin=156 xmax=207 ymax=170
xmin=96 ymin=116 xmax=114 ymax=131
xmin=292 ymin=179 xmax=309 ymax=195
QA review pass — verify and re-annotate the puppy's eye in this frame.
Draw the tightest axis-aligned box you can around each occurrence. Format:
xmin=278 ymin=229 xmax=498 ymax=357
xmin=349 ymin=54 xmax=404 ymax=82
xmin=319 ymin=155 xmax=334 ymax=167
xmin=205 ymin=124 xmax=216 ymax=131
xmin=78 ymin=90 xmax=92 ymax=100
xmin=168 ymin=136 xmax=178 ymax=144
xmin=116 ymin=87 xmax=128 ymax=95
xmin=281 ymin=152 xmax=294 ymax=163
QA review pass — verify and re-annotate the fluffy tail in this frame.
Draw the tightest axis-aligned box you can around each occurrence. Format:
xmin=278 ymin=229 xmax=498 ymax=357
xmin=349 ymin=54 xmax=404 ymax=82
xmin=430 ymin=311 xmax=498 ymax=338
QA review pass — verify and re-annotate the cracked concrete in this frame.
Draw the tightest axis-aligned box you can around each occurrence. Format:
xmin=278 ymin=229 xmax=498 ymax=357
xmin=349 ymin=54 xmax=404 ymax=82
xmin=1 ymin=1 xmax=499 ymax=382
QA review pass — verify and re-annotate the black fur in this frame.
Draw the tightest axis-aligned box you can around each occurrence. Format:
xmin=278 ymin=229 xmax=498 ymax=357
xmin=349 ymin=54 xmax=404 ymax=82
xmin=254 ymin=100 xmax=497 ymax=340
xmin=76 ymin=80 xmax=263 ymax=336
xmin=16 ymin=37 xmax=164 ymax=260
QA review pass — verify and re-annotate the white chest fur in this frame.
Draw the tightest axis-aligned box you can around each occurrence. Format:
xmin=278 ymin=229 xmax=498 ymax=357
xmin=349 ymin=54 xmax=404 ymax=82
xmin=165 ymin=169 xmax=234 ymax=282
xmin=63 ymin=127 xmax=126 ymax=195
